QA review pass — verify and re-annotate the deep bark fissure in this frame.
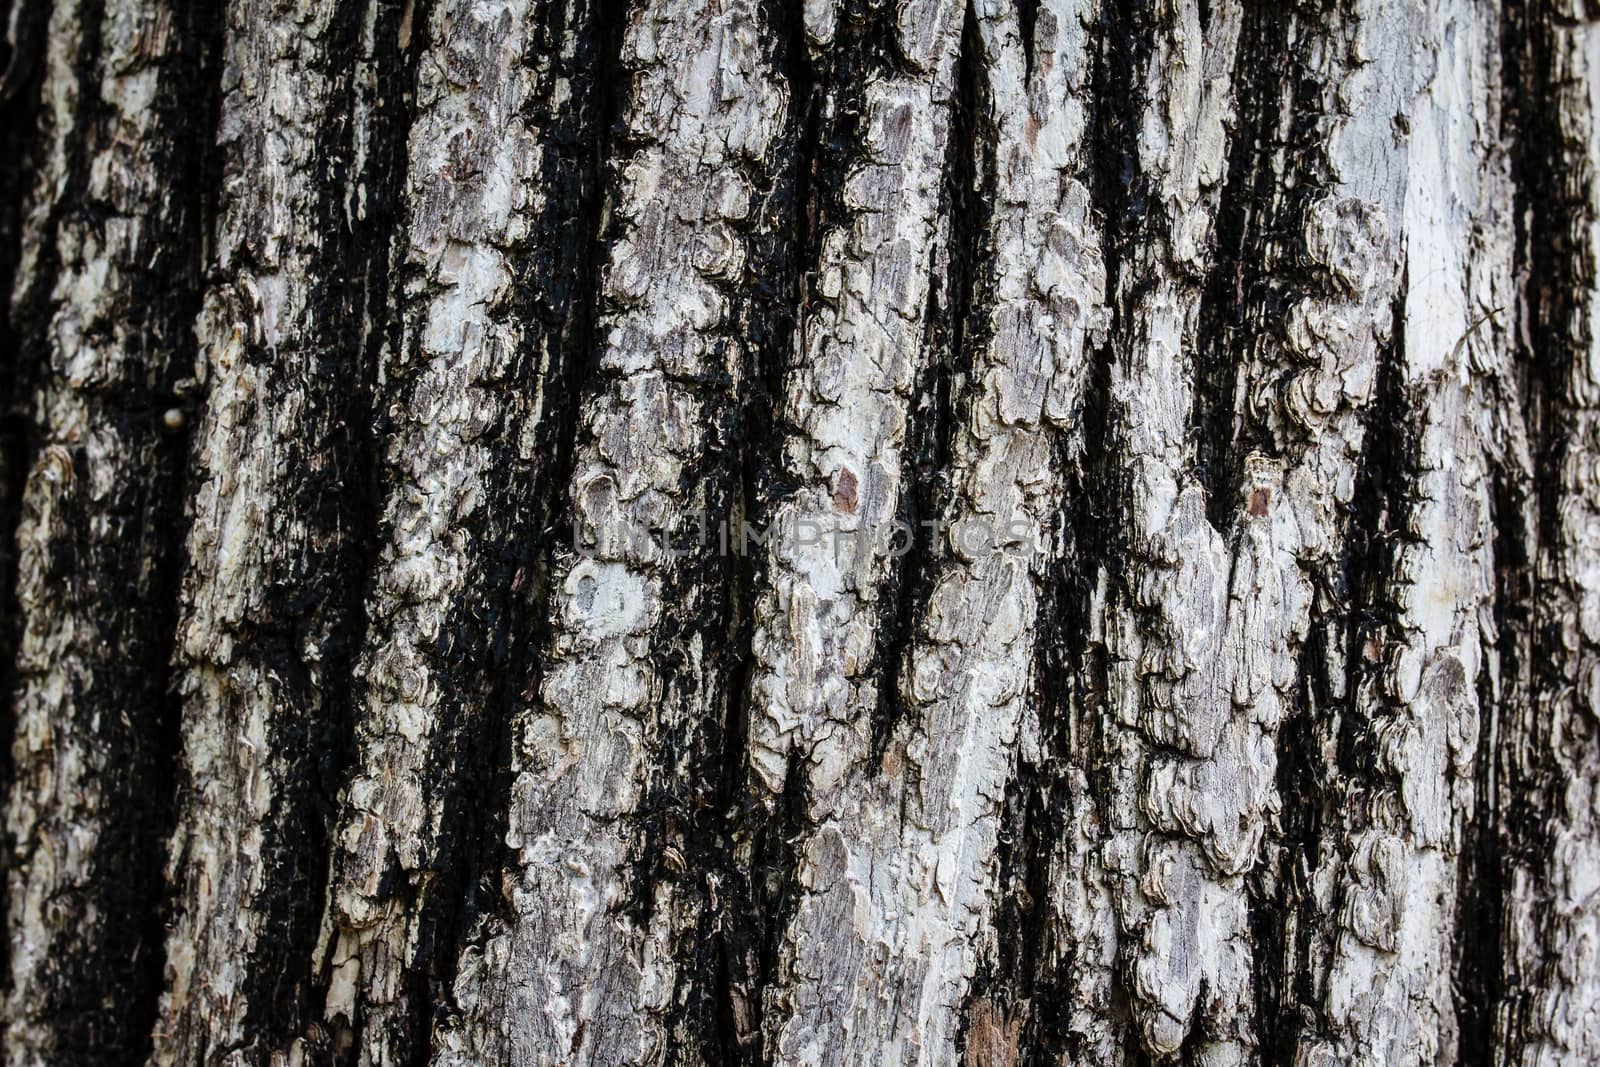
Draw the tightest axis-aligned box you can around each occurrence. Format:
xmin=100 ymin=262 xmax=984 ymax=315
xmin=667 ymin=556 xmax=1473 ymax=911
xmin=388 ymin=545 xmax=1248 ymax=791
xmin=1487 ymin=3 xmax=1600 ymax=1061
xmin=110 ymin=0 xmax=227 ymax=1045
xmin=0 ymin=0 xmax=102 ymax=849
xmin=0 ymin=0 xmax=225 ymax=1056
xmin=0 ymin=1 xmax=54 ymax=1003
xmin=322 ymin=0 xmax=632 ymax=1060
xmin=0 ymin=0 xmax=48 ymax=812
xmin=732 ymin=1 xmax=911 ymax=1057
xmin=1191 ymin=1 xmax=1298 ymax=531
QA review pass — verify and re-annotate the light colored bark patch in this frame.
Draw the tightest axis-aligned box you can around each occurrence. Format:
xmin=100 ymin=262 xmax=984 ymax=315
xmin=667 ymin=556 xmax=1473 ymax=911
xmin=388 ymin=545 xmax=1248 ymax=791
xmin=743 ymin=0 xmax=966 ymax=810
xmin=1299 ymin=2 xmax=1510 ymax=1063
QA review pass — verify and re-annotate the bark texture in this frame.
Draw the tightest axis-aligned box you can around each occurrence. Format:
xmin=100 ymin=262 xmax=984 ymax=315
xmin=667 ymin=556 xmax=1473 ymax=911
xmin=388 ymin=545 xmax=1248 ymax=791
xmin=2 ymin=0 xmax=1599 ymax=1065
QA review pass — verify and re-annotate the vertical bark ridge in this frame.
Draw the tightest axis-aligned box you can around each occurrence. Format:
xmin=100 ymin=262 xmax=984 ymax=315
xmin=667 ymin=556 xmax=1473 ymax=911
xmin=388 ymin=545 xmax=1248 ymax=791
xmin=757 ymin=0 xmax=1108 ymax=1059
xmin=317 ymin=0 xmax=619 ymax=1060
xmin=1093 ymin=1 xmax=1419 ymax=1061
xmin=1296 ymin=2 xmax=1512 ymax=1062
xmin=1494 ymin=3 xmax=1600 ymax=1063
xmin=431 ymin=1 xmax=788 ymax=1061
xmin=1205 ymin=10 xmax=1315 ymax=1061
xmin=739 ymin=0 xmax=964 ymax=806
xmin=0 ymin=0 xmax=215 ymax=1061
xmin=1222 ymin=1 xmax=1419 ymax=1060
xmin=0 ymin=0 xmax=99 ymax=1009
xmin=1449 ymin=7 xmax=1525 ymax=1055
xmin=1 ymin=2 xmax=103 ymax=819
xmin=712 ymin=0 xmax=821 ymax=1057
xmin=733 ymin=0 xmax=969 ymax=1057
xmin=720 ymin=1 xmax=911 ymax=1055
xmin=153 ymin=0 xmax=413 ymax=1060
xmin=916 ymin=3 xmax=1111 ymax=1063
xmin=1092 ymin=0 xmax=1252 ymax=1059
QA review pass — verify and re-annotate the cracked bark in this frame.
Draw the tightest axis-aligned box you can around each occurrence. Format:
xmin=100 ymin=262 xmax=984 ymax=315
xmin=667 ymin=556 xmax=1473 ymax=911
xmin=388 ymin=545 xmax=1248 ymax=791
xmin=1 ymin=0 xmax=1597 ymax=1065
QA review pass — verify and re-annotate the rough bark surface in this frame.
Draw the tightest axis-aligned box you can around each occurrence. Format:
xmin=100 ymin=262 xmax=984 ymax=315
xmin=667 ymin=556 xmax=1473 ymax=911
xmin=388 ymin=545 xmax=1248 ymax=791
xmin=2 ymin=0 xmax=1598 ymax=1066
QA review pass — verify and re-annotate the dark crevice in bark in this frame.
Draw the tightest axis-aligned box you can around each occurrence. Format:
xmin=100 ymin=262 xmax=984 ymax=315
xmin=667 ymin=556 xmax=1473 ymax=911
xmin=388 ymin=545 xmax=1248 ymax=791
xmin=1248 ymin=52 xmax=1388 ymax=1039
xmin=1018 ymin=254 xmax=1127 ymax=1065
xmin=1270 ymin=624 xmax=1334 ymax=1065
xmin=641 ymin=375 xmax=748 ymax=1063
xmin=0 ymin=2 xmax=173 ymax=1059
xmin=1487 ymin=2 xmax=1586 ymax=1056
xmin=1082 ymin=0 xmax=1150 ymax=1038
xmin=0 ymin=0 xmax=47 ymax=102
xmin=643 ymin=5 xmax=877 ymax=1058
xmin=1342 ymin=287 xmax=1418 ymax=773
xmin=742 ymin=752 xmax=809 ymax=1067
xmin=1 ymin=0 xmax=110 ymax=732
xmin=1193 ymin=2 xmax=1293 ymax=530
xmin=637 ymin=189 xmax=798 ymax=1065
xmin=0 ymin=0 xmax=48 ymax=974
xmin=756 ymin=0 xmax=901 ymax=501
xmin=1088 ymin=0 xmax=1148 ymax=322
xmin=779 ymin=0 xmax=910 ymax=768
xmin=1453 ymin=473 xmax=1525 ymax=1067
xmin=702 ymin=1 xmax=816 ymax=1060
xmin=742 ymin=0 xmax=814 ymax=523
xmin=309 ymin=2 xmax=439 ymax=1061
xmin=1509 ymin=3 xmax=1572 ymax=590
xmin=968 ymin=765 xmax=1045 ymax=1058
xmin=0 ymin=0 xmax=225 ymax=1037
xmin=503 ymin=2 xmax=634 ymax=936
xmin=943 ymin=2 xmax=1041 ymax=1050
xmin=1016 ymin=0 xmax=1037 ymax=76
xmin=872 ymin=0 xmax=986 ymax=769
xmin=1014 ymin=436 xmax=1107 ymax=1067
xmin=118 ymin=0 xmax=228 ymax=1057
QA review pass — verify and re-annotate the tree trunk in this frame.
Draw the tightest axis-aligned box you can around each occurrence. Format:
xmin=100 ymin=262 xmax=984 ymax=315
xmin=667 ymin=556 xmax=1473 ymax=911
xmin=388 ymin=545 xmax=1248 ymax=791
xmin=1 ymin=0 xmax=1597 ymax=1064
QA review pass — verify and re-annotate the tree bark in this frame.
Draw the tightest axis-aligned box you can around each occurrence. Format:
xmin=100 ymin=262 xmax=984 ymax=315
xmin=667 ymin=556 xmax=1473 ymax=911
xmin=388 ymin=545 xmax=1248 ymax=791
xmin=1 ymin=0 xmax=1597 ymax=1065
